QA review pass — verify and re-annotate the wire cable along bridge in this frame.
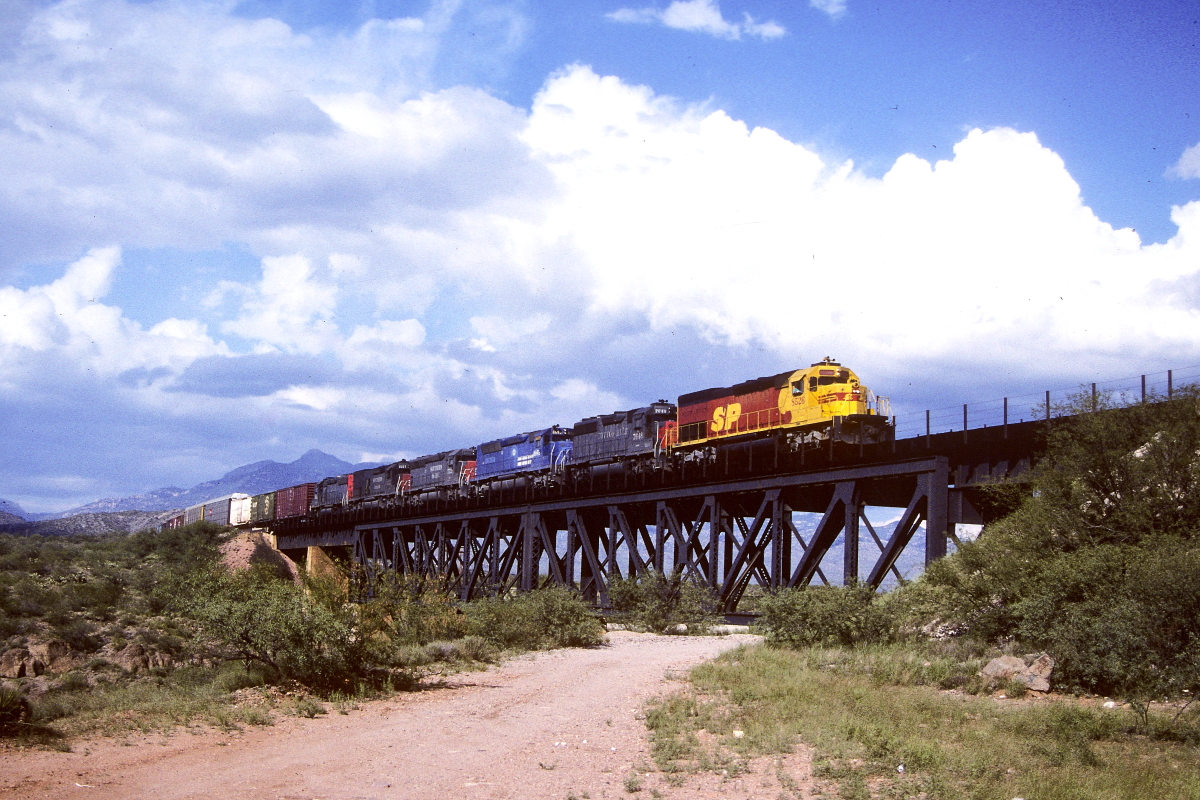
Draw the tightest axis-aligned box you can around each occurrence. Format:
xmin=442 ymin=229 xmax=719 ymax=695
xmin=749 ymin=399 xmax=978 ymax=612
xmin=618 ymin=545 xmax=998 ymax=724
xmin=269 ymin=365 xmax=1194 ymax=615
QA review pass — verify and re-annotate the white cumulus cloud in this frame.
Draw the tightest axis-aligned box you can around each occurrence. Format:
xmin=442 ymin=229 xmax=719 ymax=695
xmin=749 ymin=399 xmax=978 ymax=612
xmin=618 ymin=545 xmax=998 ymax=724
xmin=1170 ymin=142 xmax=1200 ymax=180
xmin=809 ymin=0 xmax=847 ymax=19
xmin=3 ymin=2 xmax=1200 ymax=510
xmin=607 ymin=0 xmax=785 ymax=40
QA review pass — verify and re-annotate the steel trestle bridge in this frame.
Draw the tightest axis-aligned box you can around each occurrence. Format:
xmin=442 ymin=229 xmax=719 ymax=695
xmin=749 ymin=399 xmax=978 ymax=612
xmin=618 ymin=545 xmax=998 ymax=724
xmin=273 ymin=418 xmax=1045 ymax=613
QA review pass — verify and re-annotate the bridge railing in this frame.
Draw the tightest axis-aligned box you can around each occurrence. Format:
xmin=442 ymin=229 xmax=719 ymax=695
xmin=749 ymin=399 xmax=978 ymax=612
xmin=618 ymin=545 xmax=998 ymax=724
xmin=893 ymin=364 xmax=1200 ymax=440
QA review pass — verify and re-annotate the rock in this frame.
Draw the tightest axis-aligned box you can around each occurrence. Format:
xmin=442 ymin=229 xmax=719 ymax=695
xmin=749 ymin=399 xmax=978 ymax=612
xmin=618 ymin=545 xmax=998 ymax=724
xmin=980 ymin=655 xmax=1026 ymax=681
xmin=114 ymin=643 xmax=150 ymax=674
xmin=1027 ymin=653 xmax=1054 ymax=677
xmin=147 ymin=651 xmax=174 ymax=670
xmin=1020 ymin=653 xmax=1054 ymax=692
xmin=0 ymin=649 xmax=29 ymax=678
xmin=28 ymin=639 xmax=77 ymax=673
xmin=0 ymin=649 xmax=46 ymax=678
xmin=979 ymin=653 xmax=1054 ymax=693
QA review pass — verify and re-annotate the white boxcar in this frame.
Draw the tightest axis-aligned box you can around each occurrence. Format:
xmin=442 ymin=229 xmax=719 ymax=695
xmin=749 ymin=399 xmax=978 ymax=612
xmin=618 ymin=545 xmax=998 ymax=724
xmin=201 ymin=493 xmax=251 ymax=526
xmin=229 ymin=495 xmax=252 ymax=526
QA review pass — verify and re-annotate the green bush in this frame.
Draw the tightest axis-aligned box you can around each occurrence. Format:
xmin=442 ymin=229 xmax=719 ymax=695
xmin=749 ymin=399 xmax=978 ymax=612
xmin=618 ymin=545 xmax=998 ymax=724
xmin=896 ymin=385 xmax=1200 ymax=711
xmin=365 ymin=575 xmax=468 ymax=646
xmin=177 ymin=566 xmax=381 ymax=694
xmin=1012 ymin=543 xmax=1200 ymax=711
xmin=0 ymin=684 xmax=30 ymax=726
xmin=52 ymin=619 xmax=103 ymax=653
xmin=465 ymin=586 xmax=604 ymax=650
xmin=758 ymin=585 xmax=894 ymax=648
xmin=607 ymin=570 xmax=720 ymax=634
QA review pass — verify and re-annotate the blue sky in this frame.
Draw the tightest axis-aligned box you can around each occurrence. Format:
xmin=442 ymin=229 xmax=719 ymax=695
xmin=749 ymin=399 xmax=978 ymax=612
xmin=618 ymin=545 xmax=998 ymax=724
xmin=1 ymin=0 xmax=1199 ymax=511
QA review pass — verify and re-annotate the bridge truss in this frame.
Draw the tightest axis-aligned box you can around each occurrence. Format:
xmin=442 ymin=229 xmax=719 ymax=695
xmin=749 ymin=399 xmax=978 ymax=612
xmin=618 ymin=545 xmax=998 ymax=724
xmin=280 ymin=448 xmax=1012 ymax=609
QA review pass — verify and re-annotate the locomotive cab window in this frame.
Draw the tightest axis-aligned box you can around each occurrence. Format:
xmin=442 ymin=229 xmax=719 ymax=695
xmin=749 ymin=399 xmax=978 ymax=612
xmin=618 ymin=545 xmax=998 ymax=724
xmin=791 ymin=381 xmax=804 ymax=396
xmin=808 ymin=376 xmax=817 ymax=391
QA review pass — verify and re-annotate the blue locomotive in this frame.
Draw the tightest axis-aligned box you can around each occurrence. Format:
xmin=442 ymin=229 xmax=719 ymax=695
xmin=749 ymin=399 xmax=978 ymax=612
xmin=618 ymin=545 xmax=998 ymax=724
xmin=474 ymin=426 xmax=572 ymax=490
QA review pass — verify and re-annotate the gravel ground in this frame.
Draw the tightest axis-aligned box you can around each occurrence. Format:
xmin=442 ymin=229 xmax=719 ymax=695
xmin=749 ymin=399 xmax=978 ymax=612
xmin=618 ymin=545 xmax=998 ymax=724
xmin=0 ymin=632 xmax=816 ymax=800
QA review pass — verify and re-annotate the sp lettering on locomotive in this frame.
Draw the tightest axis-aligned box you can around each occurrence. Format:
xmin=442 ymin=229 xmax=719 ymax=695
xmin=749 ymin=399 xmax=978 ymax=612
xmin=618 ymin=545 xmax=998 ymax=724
xmin=711 ymin=402 xmax=742 ymax=433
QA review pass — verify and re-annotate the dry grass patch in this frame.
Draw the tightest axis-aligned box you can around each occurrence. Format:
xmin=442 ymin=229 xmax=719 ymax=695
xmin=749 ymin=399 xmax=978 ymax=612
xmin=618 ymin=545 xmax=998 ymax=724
xmin=646 ymin=643 xmax=1200 ymax=799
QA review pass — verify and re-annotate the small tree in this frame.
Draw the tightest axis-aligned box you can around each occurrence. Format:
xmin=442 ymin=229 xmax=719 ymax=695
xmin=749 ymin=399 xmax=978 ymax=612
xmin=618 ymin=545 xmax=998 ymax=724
xmin=178 ymin=566 xmax=381 ymax=693
xmin=607 ymin=569 xmax=720 ymax=634
xmin=759 ymin=585 xmax=893 ymax=648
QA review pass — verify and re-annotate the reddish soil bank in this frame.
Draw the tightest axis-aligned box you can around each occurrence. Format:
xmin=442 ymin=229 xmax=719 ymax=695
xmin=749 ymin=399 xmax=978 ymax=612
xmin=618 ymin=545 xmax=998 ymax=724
xmin=0 ymin=632 xmax=817 ymax=800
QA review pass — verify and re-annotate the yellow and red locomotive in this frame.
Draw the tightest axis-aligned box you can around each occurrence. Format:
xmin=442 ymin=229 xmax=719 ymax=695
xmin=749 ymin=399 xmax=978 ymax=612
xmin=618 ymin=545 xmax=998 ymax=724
xmin=662 ymin=357 xmax=891 ymax=451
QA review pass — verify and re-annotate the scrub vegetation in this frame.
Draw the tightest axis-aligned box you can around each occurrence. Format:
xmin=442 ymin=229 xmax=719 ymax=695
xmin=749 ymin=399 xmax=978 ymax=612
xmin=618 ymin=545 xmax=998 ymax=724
xmin=607 ymin=569 xmax=721 ymax=634
xmin=652 ymin=386 xmax=1200 ymax=798
xmin=0 ymin=523 xmax=602 ymax=745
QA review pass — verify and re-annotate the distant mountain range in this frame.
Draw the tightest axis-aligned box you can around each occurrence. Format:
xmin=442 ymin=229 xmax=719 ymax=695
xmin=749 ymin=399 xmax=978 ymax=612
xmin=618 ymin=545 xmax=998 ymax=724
xmin=1 ymin=450 xmax=381 ymax=520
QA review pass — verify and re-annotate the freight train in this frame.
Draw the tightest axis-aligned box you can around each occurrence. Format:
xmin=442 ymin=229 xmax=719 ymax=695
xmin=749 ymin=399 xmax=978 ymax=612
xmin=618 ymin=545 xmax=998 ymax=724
xmin=164 ymin=358 xmax=890 ymax=529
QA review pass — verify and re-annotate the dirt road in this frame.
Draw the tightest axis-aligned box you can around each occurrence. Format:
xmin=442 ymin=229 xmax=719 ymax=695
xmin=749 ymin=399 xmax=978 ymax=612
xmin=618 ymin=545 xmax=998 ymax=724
xmin=0 ymin=632 xmax=815 ymax=799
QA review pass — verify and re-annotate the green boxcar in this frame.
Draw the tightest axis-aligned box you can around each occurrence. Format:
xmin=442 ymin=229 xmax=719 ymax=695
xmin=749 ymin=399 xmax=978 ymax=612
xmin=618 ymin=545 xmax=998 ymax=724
xmin=250 ymin=492 xmax=276 ymax=524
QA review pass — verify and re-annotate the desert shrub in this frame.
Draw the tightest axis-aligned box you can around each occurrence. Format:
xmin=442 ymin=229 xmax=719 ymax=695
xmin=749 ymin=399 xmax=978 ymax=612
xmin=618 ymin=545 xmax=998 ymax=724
xmin=216 ymin=662 xmax=273 ymax=692
xmin=289 ymin=696 xmax=326 ymax=718
xmin=0 ymin=684 xmax=30 ymax=727
xmin=365 ymin=575 xmax=468 ymax=646
xmin=62 ymin=575 xmax=124 ymax=618
xmin=608 ymin=569 xmax=720 ymax=634
xmin=56 ymin=672 xmax=90 ymax=692
xmin=127 ymin=522 xmax=226 ymax=574
xmin=177 ymin=566 xmax=380 ymax=694
xmin=465 ymin=585 xmax=603 ymax=650
xmin=1012 ymin=542 xmax=1200 ymax=712
xmin=52 ymin=618 xmax=103 ymax=653
xmin=453 ymin=634 xmax=496 ymax=662
xmin=759 ymin=585 xmax=895 ymax=648
xmin=897 ymin=386 xmax=1200 ymax=709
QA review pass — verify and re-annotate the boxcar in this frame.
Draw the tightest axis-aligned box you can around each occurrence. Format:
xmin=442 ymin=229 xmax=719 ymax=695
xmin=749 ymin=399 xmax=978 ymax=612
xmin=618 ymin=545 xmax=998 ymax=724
xmin=184 ymin=503 xmax=204 ymax=525
xmin=250 ymin=492 xmax=276 ymax=524
xmin=276 ymin=483 xmax=316 ymax=518
xmin=229 ymin=495 xmax=252 ymax=526
xmin=200 ymin=493 xmax=250 ymax=526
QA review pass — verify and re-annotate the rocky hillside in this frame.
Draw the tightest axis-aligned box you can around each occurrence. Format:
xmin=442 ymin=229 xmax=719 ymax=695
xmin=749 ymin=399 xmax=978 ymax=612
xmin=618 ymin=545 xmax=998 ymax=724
xmin=0 ymin=497 xmax=28 ymax=521
xmin=0 ymin=510 xmax=179 ymax=536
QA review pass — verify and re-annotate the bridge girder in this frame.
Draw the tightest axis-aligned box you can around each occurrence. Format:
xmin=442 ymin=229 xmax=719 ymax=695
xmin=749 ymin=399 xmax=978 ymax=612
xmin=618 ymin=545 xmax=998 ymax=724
xmin=308 ymin=456 xmax=981 ymax=612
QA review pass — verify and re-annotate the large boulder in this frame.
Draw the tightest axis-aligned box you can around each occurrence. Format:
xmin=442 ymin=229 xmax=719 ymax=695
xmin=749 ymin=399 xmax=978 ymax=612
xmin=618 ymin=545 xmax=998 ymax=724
xmin=980 ymin=655 xmax=1025 ymax=681
xmin=28 ymin=639 xmax=77 ymax=673
xmin=979 ymin=653 xmax=1055 ymax=692
xmin=0 ymin=649 xmax=44 ymax=678
xmin=113 ymin=643 xmax=150 ymax=674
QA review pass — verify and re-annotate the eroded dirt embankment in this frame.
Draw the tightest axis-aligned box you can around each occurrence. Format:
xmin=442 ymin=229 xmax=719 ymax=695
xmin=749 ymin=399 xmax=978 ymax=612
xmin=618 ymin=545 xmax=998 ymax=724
xmin=0 ymin=632 xmax=817 ymax=800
